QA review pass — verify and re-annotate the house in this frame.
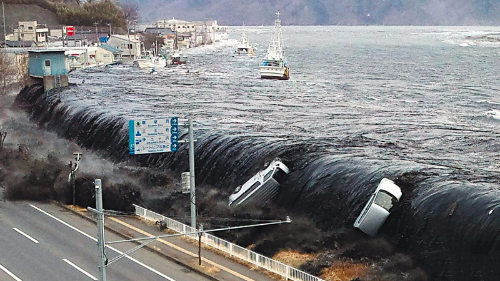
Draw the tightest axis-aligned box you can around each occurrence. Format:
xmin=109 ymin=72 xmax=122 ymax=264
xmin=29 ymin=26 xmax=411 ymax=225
xmin=107 ymin=34 xmax=141 ymax=59
xmin=36 ymin=26 xmax=49 ymax=43
xmin=28 ymin=50 xmax=69 ymax=91
xmin=7 ymin=21 xmax=50 ymax=43
xmin=18 ymin=21 xmax=37 ymax=41
xmin=96 ymin=45 xmax=122 ymax=65
xmin=29 ymin=50 xmax=68 ymax=77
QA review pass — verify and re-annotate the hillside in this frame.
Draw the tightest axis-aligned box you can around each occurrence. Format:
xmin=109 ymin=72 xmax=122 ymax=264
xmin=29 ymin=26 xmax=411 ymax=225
xmin=1 ymin=0 xmax=127 ymax=41
xmin=117 ymin=0 xmax=500 ymax=25
xmin=3 ymin=4 xmax=60 ymax=27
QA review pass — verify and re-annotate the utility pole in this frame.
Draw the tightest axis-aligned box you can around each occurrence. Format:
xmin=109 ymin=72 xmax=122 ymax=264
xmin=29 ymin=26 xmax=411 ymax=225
xmin=94 ymin=179 xmax=107 ymax=281
xmin=94 ymin=22 xmax=98 ymax=45
xmin=68 ymin=152 xmax=83 ymax=206
xmin=188 ymin=118 xmax=196 ymax=229
xmin=2 ymin=2 xmax=6 ymax=43
xmin=127 ymin=20 xmax=132 ymax=58
xmin=106 ymin=23 xmax=111 ymax=36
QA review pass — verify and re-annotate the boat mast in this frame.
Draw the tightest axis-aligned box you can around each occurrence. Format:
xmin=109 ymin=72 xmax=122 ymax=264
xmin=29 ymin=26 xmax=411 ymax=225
xmin=266 ymin=11 xmax=285 ymax=61
xmin=174 ymin=23 xmax=178 ymax=51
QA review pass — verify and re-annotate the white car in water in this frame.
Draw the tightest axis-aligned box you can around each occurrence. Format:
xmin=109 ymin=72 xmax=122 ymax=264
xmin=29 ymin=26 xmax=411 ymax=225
xmin=228 ymin=159 xmax=290 ymax=207
xmin=354 ymin=178 xmax=402 ymax=236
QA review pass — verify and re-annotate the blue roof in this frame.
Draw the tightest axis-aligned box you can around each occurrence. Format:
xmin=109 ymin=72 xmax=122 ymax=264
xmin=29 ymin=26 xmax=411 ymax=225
xmin=99 ymin=44 xmax=122 ymax=53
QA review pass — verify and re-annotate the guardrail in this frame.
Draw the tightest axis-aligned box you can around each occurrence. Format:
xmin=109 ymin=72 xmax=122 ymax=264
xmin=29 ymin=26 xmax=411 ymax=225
xmin=133 ymin=204 xmax=325 ymax=281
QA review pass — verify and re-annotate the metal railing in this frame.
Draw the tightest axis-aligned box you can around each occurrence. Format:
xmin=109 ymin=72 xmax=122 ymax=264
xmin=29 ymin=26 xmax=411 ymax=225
xmin=133 ymin=204 xmax=325 ymax=281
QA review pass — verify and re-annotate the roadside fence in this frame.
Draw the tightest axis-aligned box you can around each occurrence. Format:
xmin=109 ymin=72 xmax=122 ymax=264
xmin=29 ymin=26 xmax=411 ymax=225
xmin=133 ymin=204 xmax=325 ymax=281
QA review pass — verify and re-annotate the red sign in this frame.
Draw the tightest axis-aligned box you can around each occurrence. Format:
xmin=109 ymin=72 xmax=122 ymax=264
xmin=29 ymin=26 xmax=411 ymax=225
xmin=66 ymin=26 xmax=75 ymax=36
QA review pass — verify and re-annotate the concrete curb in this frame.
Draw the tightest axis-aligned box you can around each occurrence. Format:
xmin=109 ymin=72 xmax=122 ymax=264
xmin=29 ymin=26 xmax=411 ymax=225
xmin=54 ymin=202 xmax=219 ymax=281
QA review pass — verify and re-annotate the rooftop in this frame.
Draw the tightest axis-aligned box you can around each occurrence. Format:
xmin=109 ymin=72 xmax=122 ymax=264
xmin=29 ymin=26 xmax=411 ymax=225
xmin=99 ymin=44 xmax=122 ymax=53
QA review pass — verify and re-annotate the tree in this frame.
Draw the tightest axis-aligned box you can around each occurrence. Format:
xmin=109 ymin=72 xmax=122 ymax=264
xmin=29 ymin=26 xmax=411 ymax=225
xmin=121 ymin=3 xmax=140 ymax=25
xmin=0 ymin=52 xmax=18 ymax=97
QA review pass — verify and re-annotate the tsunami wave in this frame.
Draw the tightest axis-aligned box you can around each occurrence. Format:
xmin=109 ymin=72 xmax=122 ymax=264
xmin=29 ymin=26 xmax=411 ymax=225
xmin=14 ymin=85 xmax=500 ymax=281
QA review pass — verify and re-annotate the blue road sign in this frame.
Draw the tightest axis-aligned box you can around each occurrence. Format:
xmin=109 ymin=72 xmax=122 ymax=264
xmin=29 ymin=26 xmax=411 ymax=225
xmin=129 ymin=117 xmax=180 ymax=154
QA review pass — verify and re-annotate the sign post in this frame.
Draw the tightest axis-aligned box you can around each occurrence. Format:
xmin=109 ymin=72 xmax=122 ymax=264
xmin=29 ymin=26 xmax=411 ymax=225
xmin=128 ymin=117 xmax=196 ymax=227
xmin=128 ymin=117 xmax=179 ymax=155
xmin=187 ymin=119 xmax=196 ymax=229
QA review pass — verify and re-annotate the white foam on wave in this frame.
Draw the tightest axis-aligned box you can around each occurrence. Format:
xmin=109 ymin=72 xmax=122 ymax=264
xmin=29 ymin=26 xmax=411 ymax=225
xmin=183 ymin=39 xmax=238 ymax=55
xmin=484 ymin=110 xmax=500 ymax=120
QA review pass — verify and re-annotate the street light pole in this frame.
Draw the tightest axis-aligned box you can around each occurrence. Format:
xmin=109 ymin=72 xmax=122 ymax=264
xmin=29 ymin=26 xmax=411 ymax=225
xmin=95 ymin=179 xmax=107 ymax=281
xmin=94 ymin=22 xmax=98 ymax=45
xmin=188 ymin=118 xmax=196 ymax=229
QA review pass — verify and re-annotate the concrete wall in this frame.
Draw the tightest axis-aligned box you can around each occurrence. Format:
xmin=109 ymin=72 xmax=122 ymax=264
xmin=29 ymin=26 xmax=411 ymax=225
xmin=43 ymin=75 xmax=68 ymax=92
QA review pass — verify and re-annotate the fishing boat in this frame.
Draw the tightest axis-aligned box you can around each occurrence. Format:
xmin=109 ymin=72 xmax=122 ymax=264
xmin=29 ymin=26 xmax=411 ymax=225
xmin=133 ymin=58 xmax=150 ymax=68
xmin=134 ymin=41 xmax=166 ymax=68
xmin=259 ymin=12 xmax=289 ymax=80
xmin=167 ymin=26 xmax=187 ymax=66
xmin=235 ymin=31 xmax=254 ymax=55
xmin=167 ymin=49 xmax=187 ymax=65
xmin=133 ymin=53 xmax=166 ymax=68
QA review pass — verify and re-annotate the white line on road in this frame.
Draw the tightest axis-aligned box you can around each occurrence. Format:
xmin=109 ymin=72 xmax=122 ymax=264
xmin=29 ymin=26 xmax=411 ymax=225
xmin=13 ymin=228 xmax=39 ymax=244
xmin=62 ymin=259 xmax=97 ymax=280
xmin=0 ymin=263 xmax=22 ymax=281
xmin=30 ymin=204 xmax=176 ymax=281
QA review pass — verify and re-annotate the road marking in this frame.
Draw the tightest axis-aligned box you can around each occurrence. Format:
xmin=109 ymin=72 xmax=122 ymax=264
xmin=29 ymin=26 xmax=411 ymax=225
xmin=30 ymin=204 xmax=176 ymax=281
xmin=109 ymin=217 xmax=257 ymax=281
xmin=13 ymin=228 xmax=39 ymax=244
xmin=62 ymin=259 xmax=97 ymax=280
xmin=0 ymin=263 xmax=22 ymax=281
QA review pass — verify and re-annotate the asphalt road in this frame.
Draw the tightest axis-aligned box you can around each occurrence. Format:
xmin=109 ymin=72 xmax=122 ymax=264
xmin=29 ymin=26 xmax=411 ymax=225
xmin=0 ymin=201 xmax=213 ymax=281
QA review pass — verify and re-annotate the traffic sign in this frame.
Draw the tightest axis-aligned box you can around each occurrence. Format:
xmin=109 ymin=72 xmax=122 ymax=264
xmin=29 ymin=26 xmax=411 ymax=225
xmin=65 ymin=26 xmax=75 ymax=36
xmin=128 ymin=117 xmax=179 ymax=154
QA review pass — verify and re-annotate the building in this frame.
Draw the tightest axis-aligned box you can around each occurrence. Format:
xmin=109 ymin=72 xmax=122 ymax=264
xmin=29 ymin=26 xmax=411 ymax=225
xmin=96 ymin=45 xmax=122 ymax=65
xmin=107 ymin=34 xmax=141 ymax=59
xmin=28 ymin=50 xmax=68 ymax=77
xmin=7 ymin=21 xmax=50 ymax=43
xmin=36 ymin=26 xmax=49 ymax=43
xmin=28 ymin=50 xmax=69 ymax=91
xmin=156 ymin=18 xmax=228 ymax=46
xmin=156 ymin=18 xmax=195 ymax=33
xmin=19 ymin=21 xmax=37 ymax=41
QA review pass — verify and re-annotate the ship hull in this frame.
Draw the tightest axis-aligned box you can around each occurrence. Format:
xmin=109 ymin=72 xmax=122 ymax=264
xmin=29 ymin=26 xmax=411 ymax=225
xmin=259 ymin=66 xmax=290 ymax=80
xmin=133 ymin=59 xmax=151 ymax=68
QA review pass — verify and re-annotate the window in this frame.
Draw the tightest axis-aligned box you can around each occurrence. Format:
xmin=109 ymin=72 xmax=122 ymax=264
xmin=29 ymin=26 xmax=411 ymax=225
xmin=44 ymin=60 xmax=51 ymax=67
xmin=249 ymin=181 xmax=261 ymax=190
xmin=28 ymin=27 xmax=33 ymax=30
xmin=263 ymin=170 xmax=273 ymax=182
xmin=374 ymin=191 xmax=397 ymax=212
xmin=128 ymin=44 xmax=133 ymax=49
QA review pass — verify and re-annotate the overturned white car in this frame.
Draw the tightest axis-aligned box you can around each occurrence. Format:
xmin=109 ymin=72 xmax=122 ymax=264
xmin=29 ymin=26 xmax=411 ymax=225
xmin=354 ymin=178 xmax=402 ymax=236
xmin=228 ymin=159 xmax=290 ymax=207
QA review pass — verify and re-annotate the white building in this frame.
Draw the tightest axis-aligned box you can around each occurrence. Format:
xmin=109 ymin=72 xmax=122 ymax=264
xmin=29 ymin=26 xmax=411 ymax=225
xmin=96 ymin=45 xmax=122 ymax=65
xmin=156 ymin=18 xmax=228 ymax=46
xmin=156 ymin=18 xmax=195 ymax=33
xmin=107 ymin=35 xmax=141 ymax=59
